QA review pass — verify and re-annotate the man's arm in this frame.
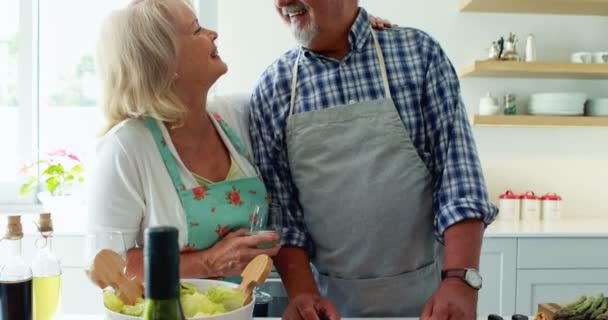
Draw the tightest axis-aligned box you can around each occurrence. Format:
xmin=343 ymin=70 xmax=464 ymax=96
xmin=249 ymin=73 xmax=340 ymax=320
xmin=418 ymin=34 xmax=497 ymax=319
xmin=274 ymin=247 xmax=320 ymax=298
xmin=443 ymin=219 xmax=484 ymax=271
xmin=248 ymin=76 xmax=317 ymax=294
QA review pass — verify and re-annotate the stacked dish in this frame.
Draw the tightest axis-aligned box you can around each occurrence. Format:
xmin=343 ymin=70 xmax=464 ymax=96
xmin=585 ymin=98 xmax=608 ymax=116
xmin=528 ymin=92 xmax=587 ymax=116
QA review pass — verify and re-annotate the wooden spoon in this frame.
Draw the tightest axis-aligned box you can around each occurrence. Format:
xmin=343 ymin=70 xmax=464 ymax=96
xmin=237 ymin=254 xmax=273 ymax=304
xmin=87 ymin=249 xmax=144 ymax=305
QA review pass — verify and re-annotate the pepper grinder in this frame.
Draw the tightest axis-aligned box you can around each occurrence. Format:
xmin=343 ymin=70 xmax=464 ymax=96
xmin=525 ymin=34 xmax=537 ymax=62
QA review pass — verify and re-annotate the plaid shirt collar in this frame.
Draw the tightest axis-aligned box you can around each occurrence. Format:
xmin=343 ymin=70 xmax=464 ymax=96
xmin=299 ymin=7 xmax=372 ymax=62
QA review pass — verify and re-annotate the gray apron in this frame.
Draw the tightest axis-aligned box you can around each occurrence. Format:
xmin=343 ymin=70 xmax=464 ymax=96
xmin=285 ymin=29 xmax=440 ymax=317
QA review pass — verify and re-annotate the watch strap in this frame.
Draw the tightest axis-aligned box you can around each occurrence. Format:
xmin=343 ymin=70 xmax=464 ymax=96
xmin=441 ymin=269 xmax=467 ymax=280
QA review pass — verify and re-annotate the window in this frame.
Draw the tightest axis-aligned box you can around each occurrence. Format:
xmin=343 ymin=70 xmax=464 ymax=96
xmin=38 ymin=1 xmax=126 ymax=172
xmin=0 ymin=0 xmax=216 ymax=210
xmin=0 ymin=0 xmax=25 ymax=205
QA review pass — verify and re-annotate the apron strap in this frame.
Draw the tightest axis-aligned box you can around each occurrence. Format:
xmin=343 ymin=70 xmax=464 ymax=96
xmin=289 ymin=29 xmax=392 ymax=116
xmin=211 ymin=112 xmax=251 ymax=160
xmin=370 ymin=29 xmax=392 ymax=99
xmin=144 ymin=117 xmax=187 ymax=194
xmin=289 ymin=50 xmax=303 ymax=116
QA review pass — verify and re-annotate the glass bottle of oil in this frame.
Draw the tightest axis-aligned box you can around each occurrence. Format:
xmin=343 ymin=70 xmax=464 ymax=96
xmin=31 ymin=213 xmax=62 ymax=320
xmin=0 ymin=215 xmax=33 ymax=320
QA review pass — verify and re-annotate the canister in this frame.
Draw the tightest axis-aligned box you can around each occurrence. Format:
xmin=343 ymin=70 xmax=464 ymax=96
xmin=540 ymin=193 xmax=562 ymax=220
xmin=498 ymin=190 xmax=520 ymax=221
xmin=520 ymin=191 xmax=541 ymax=221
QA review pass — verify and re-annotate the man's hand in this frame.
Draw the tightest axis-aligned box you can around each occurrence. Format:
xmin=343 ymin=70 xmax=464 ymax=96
xmin=369 ymin=14 xmax=395 ymax=30
xmin=282 ymin=293 xmax=341 ymax=320
xmin=420 ymin=279 xmax=478 ymax=320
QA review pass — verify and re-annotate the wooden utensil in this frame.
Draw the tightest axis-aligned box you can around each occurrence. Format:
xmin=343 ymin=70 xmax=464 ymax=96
xmin=237 ymin=254 xmax=273 ymax=304
xmin=87 ymin=249 xmax=144 ymax=305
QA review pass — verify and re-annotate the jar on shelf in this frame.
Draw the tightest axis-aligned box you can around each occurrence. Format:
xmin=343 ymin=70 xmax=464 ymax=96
xmin=498 ymin=190 xmax=520 ymax=221
xmin=540 ymin=193 xmax=562 ymax=220
xmin=520 ymin=191 xmax=541 ymax=221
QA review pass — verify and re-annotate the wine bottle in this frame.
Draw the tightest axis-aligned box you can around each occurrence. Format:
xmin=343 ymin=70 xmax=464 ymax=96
xmin=142 ymin=226 xmax=186 ymax=320
xmin=0 ymin=216 xmax=33 ymax=320
xmin=32 ymin=213 xmax=62 ymax=320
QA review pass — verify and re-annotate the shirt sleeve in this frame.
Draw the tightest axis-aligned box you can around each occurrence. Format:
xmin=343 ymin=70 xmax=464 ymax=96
xmin=249 ymin=77 xmax=313 ymax=253
xmin=86 ymin=133 xmax=145 ymax=250
xmin=422 ymin=40 xmax=499 ymax=242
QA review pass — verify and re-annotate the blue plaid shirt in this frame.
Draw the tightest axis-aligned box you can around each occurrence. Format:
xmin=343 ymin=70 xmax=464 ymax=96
xmin=249 ymin=8 xmax=498 ymax=251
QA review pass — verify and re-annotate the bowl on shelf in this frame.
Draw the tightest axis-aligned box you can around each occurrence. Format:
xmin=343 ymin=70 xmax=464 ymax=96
xmin=528 ymin=92 xmax=587 ymax=116
xmin=585 ymin=98 xmax=608 ymax=116
xmin=105 ymin=278 xmax=255 ymax=320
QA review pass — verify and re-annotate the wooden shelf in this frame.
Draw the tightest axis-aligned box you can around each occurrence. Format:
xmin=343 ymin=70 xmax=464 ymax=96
xmin=472 ymin=115 xmax=608 ymax=127
xmin=459 ymin=61 xmax=608 ymax=80
xmin=459 ymin=0 xmax=608 ymax=16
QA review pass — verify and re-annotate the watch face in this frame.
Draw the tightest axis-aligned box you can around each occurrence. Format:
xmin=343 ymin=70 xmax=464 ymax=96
xmin=465 ymin=269 xmax=483 ymax=289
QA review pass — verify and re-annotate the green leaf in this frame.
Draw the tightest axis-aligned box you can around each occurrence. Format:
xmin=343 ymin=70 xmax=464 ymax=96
xmin=43 ymin=164 xmax=65 ymax=176
xmin=19 ymin=176 xmax=38 ymax=197
xmin=70 ymin=164 xmax=84 ymax=174
xmin=45 ymin=176 xmax=60 ymax=194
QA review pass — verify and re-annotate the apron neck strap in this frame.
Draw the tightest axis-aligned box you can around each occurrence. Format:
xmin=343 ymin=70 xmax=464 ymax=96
xmin=144 ymin=117 xmax=187 ymax=192
xmin=289 ymin=28 xmax=392 ymax=116
xmin=210 ymin=112 xmax=251 ymax=161
xmin=370 ymin=29 xmax=392 ymax=99
xmin=289 ymin=50 xmax=303 ymax=116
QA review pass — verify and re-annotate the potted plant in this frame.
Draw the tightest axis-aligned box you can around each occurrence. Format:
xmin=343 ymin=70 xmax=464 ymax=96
xmin=19 ymin=148 xmax=86 ymax=223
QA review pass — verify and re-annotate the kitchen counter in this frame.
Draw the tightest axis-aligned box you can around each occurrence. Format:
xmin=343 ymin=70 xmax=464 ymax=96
xmin=485 ymin=218 xmax=608 ymax=237
xmin=62 ymin=317 xmax=522 ymax=320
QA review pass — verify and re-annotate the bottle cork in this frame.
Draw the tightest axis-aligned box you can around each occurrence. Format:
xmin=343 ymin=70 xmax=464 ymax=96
xmin=38 ymin=212 xmax=54 ymax=234
xmin=5 ymin=215 xmax=24 ymax=240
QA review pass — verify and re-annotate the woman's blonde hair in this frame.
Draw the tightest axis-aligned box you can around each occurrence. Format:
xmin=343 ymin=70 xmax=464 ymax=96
xmin=97 ymin=0 xmax=193 ymax=135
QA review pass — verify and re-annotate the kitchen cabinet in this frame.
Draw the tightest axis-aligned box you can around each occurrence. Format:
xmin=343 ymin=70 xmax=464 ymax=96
xmin=516 ymin=269 xmax=608 ymax=315
xmin=478 ymin=239 xmax=517 ymax=316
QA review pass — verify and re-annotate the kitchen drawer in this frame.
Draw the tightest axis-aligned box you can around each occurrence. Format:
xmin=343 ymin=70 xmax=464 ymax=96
xmin=517 ymin=238 xmax=608 ymax=269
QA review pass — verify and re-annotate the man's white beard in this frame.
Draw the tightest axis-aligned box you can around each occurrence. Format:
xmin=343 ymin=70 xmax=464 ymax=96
xmin=291 ymin=21 xmax=319 ymax=47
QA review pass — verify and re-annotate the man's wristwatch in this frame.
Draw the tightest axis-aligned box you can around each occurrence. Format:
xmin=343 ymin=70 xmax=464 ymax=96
xmin=441 ymin=268 xmax=483 ymax=290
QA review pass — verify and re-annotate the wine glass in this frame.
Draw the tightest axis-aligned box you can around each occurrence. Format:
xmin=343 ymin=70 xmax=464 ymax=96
xmin=83 ymin=230 xmax=127 ymax=289
xmin=247 ymin=204 xmax=282 ymax=317
xmin=247 ymin=204 xmax=282 ymax=249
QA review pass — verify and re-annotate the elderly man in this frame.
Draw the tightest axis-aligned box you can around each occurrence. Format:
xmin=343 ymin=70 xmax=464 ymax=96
xmin=249 ymin=1 xmax=498 ymax=319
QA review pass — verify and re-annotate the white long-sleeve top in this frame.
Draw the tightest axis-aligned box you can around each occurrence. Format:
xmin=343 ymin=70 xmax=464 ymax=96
xmin=86 ymin=94 xmax=255 ymax=249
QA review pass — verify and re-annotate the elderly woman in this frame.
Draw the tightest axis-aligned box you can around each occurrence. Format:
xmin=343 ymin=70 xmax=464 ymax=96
xmin=87 ymin=0 xmax=280 ymax=280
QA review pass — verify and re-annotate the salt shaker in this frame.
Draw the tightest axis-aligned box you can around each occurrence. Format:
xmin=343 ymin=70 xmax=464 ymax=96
xmin=525 ymin=33 xmax=537 ymax=62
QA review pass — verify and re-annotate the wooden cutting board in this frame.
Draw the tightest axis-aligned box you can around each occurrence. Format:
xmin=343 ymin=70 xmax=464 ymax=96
xmin=537 ymin=303 xmax=564 ymax=320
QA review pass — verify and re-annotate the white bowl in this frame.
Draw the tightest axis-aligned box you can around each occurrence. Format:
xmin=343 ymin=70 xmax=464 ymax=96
xmin=105 ymin=279 xmax=255 ymax=320
xmin=585 ymin=98 xmax=608 ymax=116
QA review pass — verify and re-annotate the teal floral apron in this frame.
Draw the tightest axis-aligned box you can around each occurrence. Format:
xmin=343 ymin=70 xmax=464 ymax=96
xmin=144 ymin=113 xmax=269 ymax=252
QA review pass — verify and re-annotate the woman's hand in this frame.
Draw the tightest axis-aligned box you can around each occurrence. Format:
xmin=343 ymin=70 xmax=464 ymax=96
xmin=203 ymin=228 xmax=281 ymax=277
xmin=369 ymin=14 xmax=395 ymax=30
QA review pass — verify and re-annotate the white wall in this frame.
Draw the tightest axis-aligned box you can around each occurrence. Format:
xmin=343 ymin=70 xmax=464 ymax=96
xmin=212 ymin=0 xmax=608 ymax=218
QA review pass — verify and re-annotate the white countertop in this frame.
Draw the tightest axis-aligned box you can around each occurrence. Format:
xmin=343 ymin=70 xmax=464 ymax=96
xmin=10 ymin=212 xmax=608 ymax=238
xmin=485 ymin=218 xmax=608 ymax=237
xmin=62 ymin=317 xmax=509 ymax=320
